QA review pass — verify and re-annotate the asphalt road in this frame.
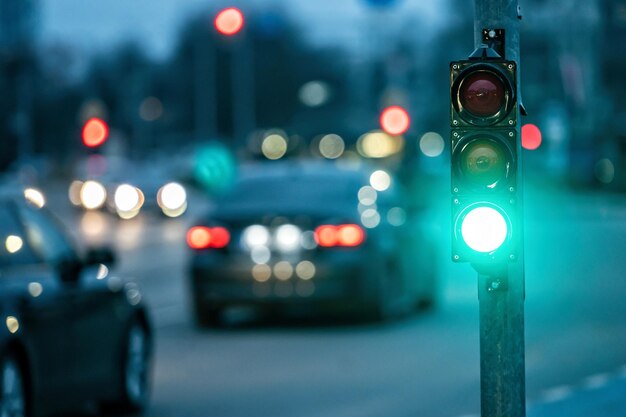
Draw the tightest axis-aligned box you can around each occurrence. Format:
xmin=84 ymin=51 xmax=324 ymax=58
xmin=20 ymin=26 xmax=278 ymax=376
xmin=48 ymin=180 xmax=626 ymax=417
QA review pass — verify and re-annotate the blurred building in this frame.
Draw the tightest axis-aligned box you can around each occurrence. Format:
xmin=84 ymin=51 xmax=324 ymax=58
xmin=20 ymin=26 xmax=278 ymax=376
xmin=0 ymin=0 xmax=39 ymax=171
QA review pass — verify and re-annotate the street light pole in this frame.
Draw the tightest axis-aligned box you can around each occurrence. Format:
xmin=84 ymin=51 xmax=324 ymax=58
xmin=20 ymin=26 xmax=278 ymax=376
xmin=473 ymin=1 xmax=526 ymax=417
xmin=194 ymin=28 xmax=217 ymax=141
xmin=231 ymin=30 xmax=256 ymax=150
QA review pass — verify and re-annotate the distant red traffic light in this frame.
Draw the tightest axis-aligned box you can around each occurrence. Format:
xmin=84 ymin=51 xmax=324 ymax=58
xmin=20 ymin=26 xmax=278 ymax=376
xmin=521 ymin=123 xmax=542 ymax=150
xmin=380 ymin=106 xmax=410 ymax=136
xmin=215 ymin=8 xmax=244 ymax=36
xmin=82 ymin=118 xmax=109 ymax=148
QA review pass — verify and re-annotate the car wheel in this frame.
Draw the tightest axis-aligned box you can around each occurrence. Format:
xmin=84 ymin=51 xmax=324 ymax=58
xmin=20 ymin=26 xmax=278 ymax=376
xmin=0 ymin=355 xmax=27 ymax=417
xmin=103 ymin=322 xmax=151 ymax=414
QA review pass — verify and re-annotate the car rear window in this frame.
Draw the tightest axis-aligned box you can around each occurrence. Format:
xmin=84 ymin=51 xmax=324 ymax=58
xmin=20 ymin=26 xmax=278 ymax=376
xmin=217 ymin=176 xmax=362 ymax=211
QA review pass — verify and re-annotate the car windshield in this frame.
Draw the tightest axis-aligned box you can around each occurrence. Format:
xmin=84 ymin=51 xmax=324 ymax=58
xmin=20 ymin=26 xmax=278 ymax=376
xmin=0 ymin=203 xmax=37 ymax=267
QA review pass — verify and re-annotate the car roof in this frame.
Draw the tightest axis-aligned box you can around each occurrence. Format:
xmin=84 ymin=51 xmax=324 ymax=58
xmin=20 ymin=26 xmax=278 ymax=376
xmin=235 ymin=160 xmax=371 ymax=184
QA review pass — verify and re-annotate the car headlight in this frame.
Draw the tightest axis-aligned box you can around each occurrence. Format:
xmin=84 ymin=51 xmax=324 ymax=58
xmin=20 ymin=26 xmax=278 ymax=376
xmin=275 ymin=224 xmax=301 ymax=252
xmin=80 ymin=180 xmax=107 ymax=210
xmin=242 ymin=225 xmax=270 ymax=249
xmin=158 ymin=182 xmax=187 ymax=211
xmin=114 ymin=184 xmax=142 ymax=212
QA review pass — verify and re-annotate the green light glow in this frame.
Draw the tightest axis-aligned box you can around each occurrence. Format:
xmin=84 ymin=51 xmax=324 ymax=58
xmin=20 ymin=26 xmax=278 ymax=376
xmin=461 ymin=206 xmax=508 ymax=253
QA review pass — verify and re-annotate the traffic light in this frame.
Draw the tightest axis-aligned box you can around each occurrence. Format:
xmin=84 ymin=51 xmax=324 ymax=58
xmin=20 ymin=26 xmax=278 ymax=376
xmin=380 ymin=106 xmax=410 ymax=136
xmin=215 ymin=7 xmax=244 ymax=36
xmin=450 ymin=58 xmax=520 ymax=264
xmin=82 ymin=118 xmax=109 ymax=148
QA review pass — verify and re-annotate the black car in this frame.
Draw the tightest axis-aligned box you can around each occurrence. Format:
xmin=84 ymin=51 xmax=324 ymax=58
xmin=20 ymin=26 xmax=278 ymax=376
xmin=0 ymin=194 xmax=152 ymax=416
xmin=187 ymin=161 xmax=437 ymax=326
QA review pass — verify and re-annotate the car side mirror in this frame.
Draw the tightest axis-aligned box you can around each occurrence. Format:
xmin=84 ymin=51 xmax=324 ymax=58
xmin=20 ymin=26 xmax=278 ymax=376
xmin=84 ymin=246 xmax=116 ymax=267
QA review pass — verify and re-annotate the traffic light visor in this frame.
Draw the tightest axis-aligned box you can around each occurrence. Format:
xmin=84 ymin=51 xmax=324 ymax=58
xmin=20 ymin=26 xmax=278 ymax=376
xmin=461 ymin=206 xmax=508 ymax=253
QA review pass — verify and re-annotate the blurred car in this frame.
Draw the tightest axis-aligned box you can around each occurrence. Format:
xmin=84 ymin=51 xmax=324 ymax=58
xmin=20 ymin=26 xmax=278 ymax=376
xmin=69 ymin=155 xmax=188 ymax=219
xmin=69 ymin=175 xmax=188 ymax=220
xmin=187 ymin=161 xmax=437 ymax=326
xmin=0 ymin=191 xmax=153 ymax=416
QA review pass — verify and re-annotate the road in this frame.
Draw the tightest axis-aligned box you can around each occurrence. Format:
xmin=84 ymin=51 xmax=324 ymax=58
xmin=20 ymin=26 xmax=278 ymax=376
xmin=47 ymin=180 xmax=626 ymax=417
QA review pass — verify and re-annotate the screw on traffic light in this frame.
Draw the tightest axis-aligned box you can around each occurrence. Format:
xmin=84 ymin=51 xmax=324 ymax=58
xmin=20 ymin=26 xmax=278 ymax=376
xmin=450 ymin=51 xmax=520 ymax=265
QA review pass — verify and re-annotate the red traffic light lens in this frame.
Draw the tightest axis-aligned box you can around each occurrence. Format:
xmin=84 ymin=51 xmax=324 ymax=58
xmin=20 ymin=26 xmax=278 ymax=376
xmin=82 ymin=118 xmax=109 ymax=148
xmin=215 ymin=8 xmax=244 ymax=36
xmin=380 ymin=106 xmax=410 ymax=136
xmin=459 ymin=72 xmax=505 ymax=118
xmin=458 ymin=137 xmax=511 ymax=189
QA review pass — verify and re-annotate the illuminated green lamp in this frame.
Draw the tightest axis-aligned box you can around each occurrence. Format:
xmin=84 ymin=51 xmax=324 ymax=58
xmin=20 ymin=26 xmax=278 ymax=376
xmin=460 ymin=206 xmax=508 ymax=253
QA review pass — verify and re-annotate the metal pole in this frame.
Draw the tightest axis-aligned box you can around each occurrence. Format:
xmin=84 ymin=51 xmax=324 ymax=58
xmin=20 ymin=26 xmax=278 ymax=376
xmin=474 ymin=1 xmax=526 ymax=417
xmin=194 ymin=30 xmax=217 ymax=141
xmin=231 ymin=31 xmax=255 ymax=151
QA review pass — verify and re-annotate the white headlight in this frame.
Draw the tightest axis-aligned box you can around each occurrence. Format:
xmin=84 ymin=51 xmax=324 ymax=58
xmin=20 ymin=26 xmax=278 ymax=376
xmin=242 ymin=225 xmax=270 ymax=249
xmin=24 ymin=188 xmax=45 ymax=208
xmin=158 ymin=182 xmax=187 ymax=211
xmin=80 ymin=181 xmax=107 ymax=210
xmin=115 ymin=184 xmax=141 ymax=212
xmin=275 ymin=224 xmax=301 ymax=252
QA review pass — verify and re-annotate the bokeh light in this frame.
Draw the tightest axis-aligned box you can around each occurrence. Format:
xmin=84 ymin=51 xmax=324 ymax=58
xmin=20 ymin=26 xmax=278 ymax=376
xmin=522 ymin=123 xmax=542 ymax=150
xmin=28 ymin=282 xmax=43 ymax=297
xmin=274 ymin=261 xmax=294 ymax=281
xmin=24 ymin=188 xmax=45 ymax=208
xmin=69 ymin=180 xmax=84 ymax=206
xmin=357 ymin=130 xmax=404 ymax=158
xmin=337 ymin=224 xmax=365 ymax=247
xmin=380 ymin=106 xmax=410 ymax=136
xmin=387 ymin=207 xmax=407 ymax=226
xmin=80 ymin=180 xmax=107 ymax=210
xmin=158 ymin=182 xmax=187 ymax=212
xmin=82 ymin=117 xmax=109 ymax=148
xmin=5 ymin=235 xmax=23 ymax=254
xmin=215 ymin=7 xmax=244 ymax=35
xmin=114 ymin=184 xmax=142 ymax=212
xmin=252 ymin=264 xmax=272 ymax=282
xmin=243 ymin=225 xmax=270 ymax=248
xmin=262 ymin=133 xmax=288 ymax=160
xmin=193 ymin=142 xmax=236 ymax=193
xmin=275 ymin=224 xmax=302 ymax=252
xmin=319 ymin=134 xmax=345 ymax=159
xmin=251 ymin=246 xmax=271 ymax=264
xmin=419 ymin=132 xmax=445 ymax=157
xmin=361 ymin=209 xmax=381 ymax=229
xmin=295 ymin=261 xmax=316 ymax=280
xmin=299 ymin=81 xmax=330 ymax=107
xmin=369 ymin=170 xmax=391 ymax=191
xmin=5 ymin=316 xmax=19 ymax=334
xmin=358 ymin=186 xmax=377 ymax=206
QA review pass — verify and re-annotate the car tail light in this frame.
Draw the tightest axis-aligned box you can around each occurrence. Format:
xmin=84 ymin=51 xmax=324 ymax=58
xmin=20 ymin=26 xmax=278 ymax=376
xmin=314 ymin=224 xmax=365 ymax=247
xmin=186 ymin=226 xmax=231 ymax=249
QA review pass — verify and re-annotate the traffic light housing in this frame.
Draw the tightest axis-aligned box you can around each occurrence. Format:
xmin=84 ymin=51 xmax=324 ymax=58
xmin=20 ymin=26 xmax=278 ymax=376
xmin=450 ymin=58 xmax=520 ymax=264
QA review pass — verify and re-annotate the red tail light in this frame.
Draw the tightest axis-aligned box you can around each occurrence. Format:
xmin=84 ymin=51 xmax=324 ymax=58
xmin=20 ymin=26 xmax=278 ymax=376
xmin=187 ymin=226 xmax=231 ymax=249
xmin=314 ymin=224 xmax=365 ymax=247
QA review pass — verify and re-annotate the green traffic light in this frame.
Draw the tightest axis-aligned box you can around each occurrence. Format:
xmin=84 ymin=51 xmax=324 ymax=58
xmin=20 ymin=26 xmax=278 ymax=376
xmin=461 ymin=206 xmax=508 ymax=253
